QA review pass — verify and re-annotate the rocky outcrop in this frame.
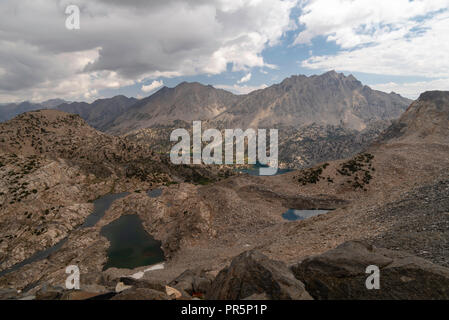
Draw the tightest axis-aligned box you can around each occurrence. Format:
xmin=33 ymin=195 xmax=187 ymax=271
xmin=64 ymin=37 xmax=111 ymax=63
xmin=4 ymin=241 xmax=449 ymax=300
xmin=376 ymin=91 xmax=449 ymax=144
xmin=106 ymin=276 xmax=182 ymax=300
xmin=169 ymin=269 xmax=213 ymax=298
xmin=291 ymin=241 xmax=449 ymax=300
xmin=119 ymin=277 xmax=166 ymax=293
xmin=111 ymin=288 xmax=170 ymax=300
xmin=206 ymin=250 xmax=312 ymax=300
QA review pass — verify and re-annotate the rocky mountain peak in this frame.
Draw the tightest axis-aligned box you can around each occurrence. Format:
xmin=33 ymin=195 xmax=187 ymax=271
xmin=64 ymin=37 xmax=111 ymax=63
xmin=319 ymin=69 xmax=340 ymax=78
xmin=39 ymin=99 xmax=68 ymax=108
xmin=417 ymin=90 xmax=449 ymax=105
xmin=107 ymin=81 xmax=239 ymax=133
xmin=376 ymin=90 xmax=449 ymax=144
xmin=215 ymin=72 xmax=411 ymax=130
xmin=174 ymin=81 xmax=221 ymax=96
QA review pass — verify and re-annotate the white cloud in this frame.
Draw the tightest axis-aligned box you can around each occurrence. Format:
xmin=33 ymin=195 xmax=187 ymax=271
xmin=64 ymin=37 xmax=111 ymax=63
xmin=0 ymin=42 xmax=134 ymax=102
xmin=296 ymin=0 xmax=449 ymax=78
xmin=0 ymin=0 xmax=297 ymax=102
xmin=238 ymin=73 xmax=252 ymax=83
xmin=141 ymin=80 xmax=164 ymax=93
xmin=371 ymin=78 xmax=449 ymax=99
xmin=295 ymin=0 xmax=449 ymax=47
xmin=214 ymin=83 xmax=268 ymax=94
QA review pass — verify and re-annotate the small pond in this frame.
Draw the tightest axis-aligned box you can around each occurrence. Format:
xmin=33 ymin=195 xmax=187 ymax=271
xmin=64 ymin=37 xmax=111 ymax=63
xmin=82 ymin=192 xmax=130 ymax=228
xmin=282 ymin=209 xmax=330 ymax=221
xmin=0 ymin=192 xmax=129 ymax=278
xmin=236 ymin=162 xmax=293 ymax=176
xmin=100 ymin=214 xmax=165 ymax=270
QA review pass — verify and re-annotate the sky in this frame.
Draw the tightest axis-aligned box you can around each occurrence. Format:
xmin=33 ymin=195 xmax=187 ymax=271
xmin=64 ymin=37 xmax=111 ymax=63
xmin=1 ymin=0 xmax=449 ymax=103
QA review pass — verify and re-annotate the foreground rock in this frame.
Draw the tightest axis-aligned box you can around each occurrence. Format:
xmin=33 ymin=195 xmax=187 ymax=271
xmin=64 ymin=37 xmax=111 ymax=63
xmin=111 ymin=288 xmax=170 ymax=300
xmin=206 ymin=250 xmax=312 ymax=300
xmin=292 ymin=241 xmax=449 ymax=300
xmin=119 ymin=277 xmax=166 ymax=292
xmin=169 ymin=269 xmax=213 ymax=298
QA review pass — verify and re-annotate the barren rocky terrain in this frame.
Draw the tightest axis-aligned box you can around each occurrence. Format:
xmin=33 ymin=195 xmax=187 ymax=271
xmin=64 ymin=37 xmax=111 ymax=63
xmin=0 ymin=91 xmax=448 ymax=300
xmin=0 ymin=110 xmax=231 ymax=281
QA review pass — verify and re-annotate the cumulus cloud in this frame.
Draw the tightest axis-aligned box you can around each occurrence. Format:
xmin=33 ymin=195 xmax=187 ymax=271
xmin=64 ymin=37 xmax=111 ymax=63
xmin=294 ymin=0 xmax=449 ymax=48
xmin=0 ymin=0 xmax=296 ymax=102
xmin=295 ymin=0 xmax=449 ymax=96
xmin=237 ymin=73 xmax=252 ymax=84
xmin=141 ymin=80 xmax=164 ymax=93
xmin=372 ymin=78 xmax=449 ymax=99
xmin=214 ymin=83 xmax=268 ymax=94
xmin=300 ymin=9 xmax=449 ymax=78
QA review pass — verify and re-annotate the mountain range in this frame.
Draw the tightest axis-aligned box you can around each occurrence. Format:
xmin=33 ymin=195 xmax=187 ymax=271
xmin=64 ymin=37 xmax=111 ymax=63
xmin=0 ymin=71 xmax=411 ymax=133
xmin=104 ymin=71 xmax=411 ymax=134
xmin=57 ymin=95 xmax=138 ymax=132
xmin=211 ymin=71 xmax=410 ymax=130
xmin=0 ymin=99 xmax=67 ymax=123
xmin=0 ymin=71 xmax=412 ymax=169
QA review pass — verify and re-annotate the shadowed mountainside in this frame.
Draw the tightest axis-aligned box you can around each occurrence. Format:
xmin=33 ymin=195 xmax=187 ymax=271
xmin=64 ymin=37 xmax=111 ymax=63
xmin=0 ymin=99 xmax=67 ymax=122
xmin=57 ymin=95 xmax=138 ymax=132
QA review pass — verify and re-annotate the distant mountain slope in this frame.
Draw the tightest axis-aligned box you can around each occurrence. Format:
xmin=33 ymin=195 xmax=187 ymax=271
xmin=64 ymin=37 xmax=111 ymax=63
xmin=0 ymin=96 xmax=137 ymax=132
xmin=277 ymin=121 xmax=392 ymax=168
xmin=107 ymin=82 xmax=239 ymax=134
xmin=120 ymin=72 xmax=412 ymax=168
xmin=57 ymin=95 xmax=138 ymax=131
xmin=105 ymin=71 xmax=411 ymax=136
xmin=0 ymin=72 xmax=413 ymax=169
xmin=0 ymin=99 xmax=68 ymax=122
xmin=212 ymin=71 xmax=411 ymax=130
xmin=2 ymin=72 xmax=411 ymax=136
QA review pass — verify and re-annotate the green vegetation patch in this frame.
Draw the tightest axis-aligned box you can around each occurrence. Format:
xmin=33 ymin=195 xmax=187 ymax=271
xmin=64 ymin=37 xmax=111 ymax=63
xmin=295 ymin=163 xmax=330 ymax=185
xmin=337 ymin=153 xmax=375 ymax=191
xmin=293 ymin=153 xmax=375 ymax=191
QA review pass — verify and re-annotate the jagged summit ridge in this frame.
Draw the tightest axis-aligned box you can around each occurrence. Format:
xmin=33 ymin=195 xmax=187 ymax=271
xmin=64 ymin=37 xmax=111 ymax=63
xmin=113 ymin=71 xmax=410 ymax=134
xmin=212 ymin=71 xmax=411 ymax=130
